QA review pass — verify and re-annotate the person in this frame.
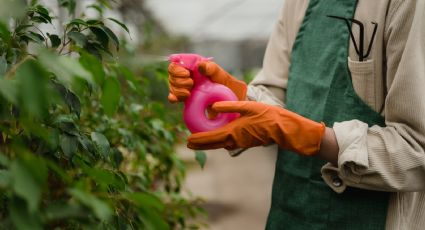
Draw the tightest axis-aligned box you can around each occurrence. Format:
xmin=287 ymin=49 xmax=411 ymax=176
xmin=167 ymin=0 xmax=425 ymax=229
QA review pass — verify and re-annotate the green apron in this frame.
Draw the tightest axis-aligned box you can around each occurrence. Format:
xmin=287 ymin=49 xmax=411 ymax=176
xmin=266 ymin=0 xmax=390 ymax=229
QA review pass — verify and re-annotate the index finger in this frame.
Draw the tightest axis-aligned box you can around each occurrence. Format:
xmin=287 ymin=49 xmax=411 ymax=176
xmin=168 ymin=62 xmax=190 ymax=78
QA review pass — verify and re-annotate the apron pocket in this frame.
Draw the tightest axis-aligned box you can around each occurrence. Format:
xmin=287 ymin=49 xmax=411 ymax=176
xmin=348 ymin=57 xmax=377 ymax=111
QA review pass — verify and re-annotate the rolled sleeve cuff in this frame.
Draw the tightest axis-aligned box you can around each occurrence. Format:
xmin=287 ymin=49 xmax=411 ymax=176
xmin=321 ymin=120 xmax=370 ymax=193
xmin=247 ymin=85 xmax=284 ymax=107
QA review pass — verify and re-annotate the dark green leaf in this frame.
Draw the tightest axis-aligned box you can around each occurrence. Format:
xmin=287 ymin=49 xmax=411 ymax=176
xmin=65 ymin=90 xmax=81 ymax=117
xmin=0 ymin=55 xmax=8 ymax=75
xmin=89 ymin=26 xmax=109 ymax=48
xmin=0 ymin=169 xmax=11 ymax=187
xmin=101 ymin=25 xmax=119 ymax=48
xmin=101 ymin=77 xmax=121 ymax=116
xmin=25 ymin=31 xmax=45 ymax=44
xmin=0 ymin=22 xmax=11 ymax=41
xmin=27 ymin=5 xmax=52 ymax=24
xmin=124 ymin=192 xmax=165 ymax=212
xmin=10 ymin=155 xmax=48 ymax=212
xmin=0 ymin=78 xmax=18 ymax=104
xmin=68 ymin=188 xmax=113 ymax=221
xmin=67 ymin=31 xmax=87 ymax=47
xmin=87 ymin=4 xmax=104 ymax=14
xmin=86 ymin=19 xmax=103 ymax=25
xmin=195 ymin=151 xmax=207 ymax=169
xmin=83 ymin=167 xmax=125 ymax=190
xmin=14 ymin=24 xmax=32 ymax=34
xmin=108 ymin=18 xmax=130 ymax=34
xmin=0 ymin=154 xmax=10 ymax=167
xmin=67 ymin=19 xmax=88 ymax=27
xmin=45 ymin=202 xmax=85 ymax=220
xmin=60 ymin=134 xmax=79 ymax=157
xmin=79 ymin=52 xmax=105 ymax=84
xmin=15 ymin=60 xmax=50 ymax=118
xmin=78 ymin=135 xmax=96 ymax=154
xmin=30 ymin=16 xmax=49 ymax=24
xmin=55 ymin=121 xmax=79 ymax=136
xmin=38 ymin=50 xmax=94 ymax=86
xmin=10 ymin=197 xmax=42 ymax=230
xmin=52 ymin=81 xmax=79 ymax=117
xmin=110 ymin=148 xmax=123 ymax=168
xmin=124 ymin=193 xmax=168 ymax=230
xmin=47 ymin=33 xmax=61 ymax=48
xmin=140 ymin=207 xmax=170 ymax=230
xmin=35 ymin=5 xmax=51 ymax=22
xmin=91 ymin=132 xmax=110 ymax=157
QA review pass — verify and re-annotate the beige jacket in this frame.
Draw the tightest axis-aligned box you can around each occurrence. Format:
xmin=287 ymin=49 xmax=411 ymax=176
xmin=247 ymin=0 xmax=425 ymax=229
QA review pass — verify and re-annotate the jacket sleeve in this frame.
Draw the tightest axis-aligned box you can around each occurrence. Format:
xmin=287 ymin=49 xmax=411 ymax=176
xmin=248 ymin=0 xmax=308 ymax=106
xmin=322 ymin=0 xmax=425 ymax=193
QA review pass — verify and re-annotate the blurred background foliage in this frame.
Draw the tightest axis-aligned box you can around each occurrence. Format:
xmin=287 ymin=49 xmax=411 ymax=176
xmin=0 ymin=0 xmax=205 ymax=229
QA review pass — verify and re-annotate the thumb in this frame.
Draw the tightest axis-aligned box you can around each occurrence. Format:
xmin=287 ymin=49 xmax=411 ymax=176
xmin=211 ymin=101 xmax=253 ymax=114
xmin=198 ymin=61 xmax=229 ymax=84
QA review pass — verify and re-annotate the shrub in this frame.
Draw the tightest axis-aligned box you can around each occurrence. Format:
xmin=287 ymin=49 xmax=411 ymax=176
xmin=0 ymin=0 xmax=203 ymax=229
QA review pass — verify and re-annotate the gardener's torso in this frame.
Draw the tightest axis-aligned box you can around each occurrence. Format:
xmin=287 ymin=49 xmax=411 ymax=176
xmin=266 ymin=0 xmax=390 ymax=229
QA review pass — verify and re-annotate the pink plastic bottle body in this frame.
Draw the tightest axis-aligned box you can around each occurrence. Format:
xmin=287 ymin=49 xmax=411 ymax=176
xmin=168 ymin=53 xmax=240 ymax=133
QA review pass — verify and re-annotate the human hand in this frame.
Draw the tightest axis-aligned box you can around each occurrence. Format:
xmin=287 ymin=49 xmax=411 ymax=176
xmin=187 ymin=101 xmax=326 ymax=156
xmin=167 ymin=61 xmax=247 ymax=103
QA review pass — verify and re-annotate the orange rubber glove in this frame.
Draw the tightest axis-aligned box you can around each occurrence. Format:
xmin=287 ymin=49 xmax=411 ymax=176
xmin=168 ymin=61 xmax=247 ymax=103
xmin=187 ymin=101 xmax=326 ymax=156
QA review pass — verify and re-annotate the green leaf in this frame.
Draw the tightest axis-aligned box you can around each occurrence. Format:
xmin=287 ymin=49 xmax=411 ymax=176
xmin=60 ymin=134 xmax=79 ymax=157
xmin=10 ymin=197 xmax=43 ymax=230
xmin=116 ymin=65 xmax=138 ymax=90
xmin=26 ymin=5 xmax=51 ymax=24
xmin=52 ymin=81 xmax=80 ymax=117
xmin=47 ymin=33 xmax=61 ymax=48
xmin=0 ymin=153 xmax=10 ymax=167
xmin=89 ymin=26 xmax=109 ymax=48
xmin=54 ymin=117 xmax=79 ymax=136
xmin=0 ymin=169 xmax=11 ymax=188
xmin=10 ymin=155 xmax=48 ymax=212
xmin=83 ymin=167 xmax=125 ymax=190
xmin=0 ymin=22 xmax=11 ymax=41
xmin=86 ymin=19 xmax=103 ymax=25
xmin=110 ymin=148 xmax=123 ymax=168
xmin=0 ymin=55 xmax=7 ymax=75
xmin=68 ymin=188 xmax=113 ymax=221
xmin=45 ymin=202 xmax=85 ymax=220
xmin=91 ymin=132 xmax=110 ymax=157
xmin=124 ymin=193 xmax=168 ymax=230
xmin=0 ymin=78 xmax=18 ymax=104
xmin=67 ymin=31 xmax=87 ymax=47
xmin=101 ymin=25 xmax=119 ymax=48
xmin=79 ymin=52 xmax=105 ymax=84
xmin=195 ymin=151 xmax=207 ymax=169
xmin=15 ymin=24 xmax=33 ymax=33
xmin=15 ymin=59 xmax=50 ymax=118
xmin=87 ymin=4 xmax=104 ymax=14
xmin=24 ymin=31 xmax=45 ymax=44
xmin=66 ymin=90 xmax=81 ymax=117
xmin=38 ymin=50 xmax=94 ymax=87
xmin=108 ymin=18 xmax=130 ymax=34
xmin=67 ymin=18 xmax=88 ymax=27
xmin=78 ymin=135 xmax=96 ymax=154
xmin=101 ymin=77 xmax=121 ymax=116
xmin=124 ymin=192 xmax=165 ymax=212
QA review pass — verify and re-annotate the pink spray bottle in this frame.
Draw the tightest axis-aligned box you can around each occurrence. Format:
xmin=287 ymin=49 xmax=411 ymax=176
xmin=168 ymin=53 xmax=240 ymax=133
